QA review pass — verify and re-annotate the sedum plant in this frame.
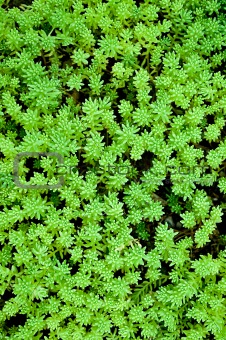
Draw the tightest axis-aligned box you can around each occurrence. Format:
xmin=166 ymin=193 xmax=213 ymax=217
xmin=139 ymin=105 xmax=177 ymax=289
xmin=0 ymin=0 xmax=226 ymax=339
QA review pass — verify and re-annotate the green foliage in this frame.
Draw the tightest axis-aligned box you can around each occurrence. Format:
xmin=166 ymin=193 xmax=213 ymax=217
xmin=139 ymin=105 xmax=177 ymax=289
xmin=166 ymin=191 xmax=183 ymax=214
xmin=135 ymin=222 xmax=149 ymax=241
xmin=0 ymin=0 xmax=226 ymax=339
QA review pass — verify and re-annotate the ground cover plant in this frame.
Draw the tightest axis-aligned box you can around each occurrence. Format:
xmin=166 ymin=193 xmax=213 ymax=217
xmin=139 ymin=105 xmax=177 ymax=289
xmin=0 ymin=0 xmax=226 ymax=339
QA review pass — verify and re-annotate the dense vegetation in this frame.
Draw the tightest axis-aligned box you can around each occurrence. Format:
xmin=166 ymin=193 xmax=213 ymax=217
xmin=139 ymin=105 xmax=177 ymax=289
xmin=0 ymin=0 xmax=226 ymax=339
